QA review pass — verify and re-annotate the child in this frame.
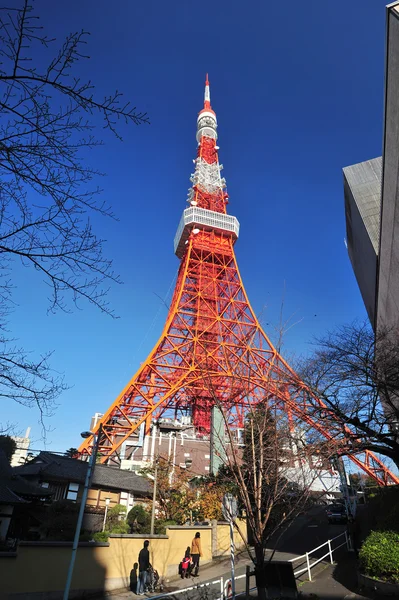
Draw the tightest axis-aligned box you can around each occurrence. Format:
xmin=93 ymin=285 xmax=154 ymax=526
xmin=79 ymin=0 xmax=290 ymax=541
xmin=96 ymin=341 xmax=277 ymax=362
xmin=181 ymin=546 xmax=191 ymax=578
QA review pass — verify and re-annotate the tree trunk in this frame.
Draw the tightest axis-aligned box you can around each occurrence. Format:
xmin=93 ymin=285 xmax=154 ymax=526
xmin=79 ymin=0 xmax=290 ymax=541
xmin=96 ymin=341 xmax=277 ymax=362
xmin=254 ymin=543 xmax=267 ymax=600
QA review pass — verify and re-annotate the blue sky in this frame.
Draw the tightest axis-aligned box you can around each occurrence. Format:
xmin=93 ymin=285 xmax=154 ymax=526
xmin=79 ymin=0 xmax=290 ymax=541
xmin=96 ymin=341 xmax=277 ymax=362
xmin=6 ymin=0 xmax=388 ymax=451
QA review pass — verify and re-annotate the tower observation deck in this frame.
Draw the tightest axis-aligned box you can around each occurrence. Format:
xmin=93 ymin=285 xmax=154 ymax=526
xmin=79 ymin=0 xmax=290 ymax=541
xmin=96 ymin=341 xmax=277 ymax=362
xmin=174 ymin=74 xmax=239 ymax=257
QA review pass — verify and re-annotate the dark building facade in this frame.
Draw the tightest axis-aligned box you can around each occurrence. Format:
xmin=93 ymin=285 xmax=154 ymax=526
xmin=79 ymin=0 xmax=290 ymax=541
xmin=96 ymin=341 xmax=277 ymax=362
xmin=344 ymin=3 xmax=399 ymax=334
xmin=344 ymin=157 xmax=381 ymax=325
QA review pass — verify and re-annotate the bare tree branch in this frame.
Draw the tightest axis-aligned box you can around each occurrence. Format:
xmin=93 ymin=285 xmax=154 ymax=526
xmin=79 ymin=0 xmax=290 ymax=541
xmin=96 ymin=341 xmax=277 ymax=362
xmin=297 ymin=320 xmax=399 ymax=467
xmin=0 ymin=0 xmax=149 ymax=427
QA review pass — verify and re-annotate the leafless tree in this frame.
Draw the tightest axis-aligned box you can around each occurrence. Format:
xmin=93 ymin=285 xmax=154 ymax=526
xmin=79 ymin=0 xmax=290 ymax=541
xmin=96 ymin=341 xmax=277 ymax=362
xmin=297 ymin=320 xmax=399 ymax=468
xmin=202 ymin=360 xmax=336 ymax=600
xmin=0 ymin=1 xmax=148 ymax=427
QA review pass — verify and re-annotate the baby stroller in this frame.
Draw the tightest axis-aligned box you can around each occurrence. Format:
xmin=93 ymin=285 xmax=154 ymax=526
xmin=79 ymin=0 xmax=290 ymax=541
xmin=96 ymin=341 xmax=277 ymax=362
xmin=145 ymin=566 xmax=163 ymax=593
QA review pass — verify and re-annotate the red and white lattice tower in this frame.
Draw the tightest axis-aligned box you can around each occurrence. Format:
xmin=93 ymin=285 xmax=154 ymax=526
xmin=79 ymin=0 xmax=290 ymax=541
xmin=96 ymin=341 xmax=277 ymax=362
xmin=79 ymin=76 xmax=398 ymax=486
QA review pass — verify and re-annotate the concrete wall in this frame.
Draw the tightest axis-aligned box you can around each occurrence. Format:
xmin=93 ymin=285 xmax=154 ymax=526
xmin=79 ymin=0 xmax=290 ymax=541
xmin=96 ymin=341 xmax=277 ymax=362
xmin=378 ymin=3 xmax=399 ymax=333
xmin=0 ymin=523 xmax=245 ymax=599
xmin=343 ymin=158 xmax=381 ymax=326
xmin=215 ymin=519 xmax=246 ymax=558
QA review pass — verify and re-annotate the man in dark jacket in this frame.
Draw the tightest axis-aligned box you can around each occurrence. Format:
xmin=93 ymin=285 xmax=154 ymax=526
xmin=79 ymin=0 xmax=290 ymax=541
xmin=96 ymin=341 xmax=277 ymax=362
xmin=137 ymin=540 xmax=150 ymax=595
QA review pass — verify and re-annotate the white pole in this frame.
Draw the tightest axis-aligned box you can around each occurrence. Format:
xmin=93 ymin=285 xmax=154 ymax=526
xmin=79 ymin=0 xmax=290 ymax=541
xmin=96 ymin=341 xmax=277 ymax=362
xmin=229 ymin=520 xmax=236 ymax=599
xmin=328 ymin=540 xmax=333 ymax=564
xmin=102 ymin=498 xmax=110 ymax=532
xmin=306 ymin=553 xmax=312 ymax=582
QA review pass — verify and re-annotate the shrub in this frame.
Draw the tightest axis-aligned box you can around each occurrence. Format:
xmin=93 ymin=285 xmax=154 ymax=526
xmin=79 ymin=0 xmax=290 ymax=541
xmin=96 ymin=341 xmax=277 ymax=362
xmin=155 ymin=519 xmax=177 ymax=535
xmin=109 ymin=521 xmax=130 ymax=534
xmin=359 ymin=531 xmax=399 ymax=583
xmin=127 ymin=504 xmax=151 ymax=533
xmin=92 ymin=531 xmax=109 ymax=543
xmin=105 ymin=503 xmax=127 ymax=530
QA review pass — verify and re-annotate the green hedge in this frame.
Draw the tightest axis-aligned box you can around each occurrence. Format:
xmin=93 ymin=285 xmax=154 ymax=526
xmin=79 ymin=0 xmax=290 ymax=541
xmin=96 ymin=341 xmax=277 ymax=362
xmin=359 ymin=531 xmax=399 ymax=583
xmin=92 ymin=531 xmax=109 ymax=543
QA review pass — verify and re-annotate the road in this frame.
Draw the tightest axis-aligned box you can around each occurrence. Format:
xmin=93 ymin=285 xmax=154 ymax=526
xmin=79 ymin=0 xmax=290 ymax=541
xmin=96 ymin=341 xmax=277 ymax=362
xmin=269 ymin=505 xmax=347 ymax=558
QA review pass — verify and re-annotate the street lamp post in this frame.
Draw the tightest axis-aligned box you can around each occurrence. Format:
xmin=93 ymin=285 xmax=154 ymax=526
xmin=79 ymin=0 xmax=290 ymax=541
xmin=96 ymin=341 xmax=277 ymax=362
xmin=63 ymin=426 xmax=102 ymax=600
xmin=102 ymin=497 xmax=111 ymax=532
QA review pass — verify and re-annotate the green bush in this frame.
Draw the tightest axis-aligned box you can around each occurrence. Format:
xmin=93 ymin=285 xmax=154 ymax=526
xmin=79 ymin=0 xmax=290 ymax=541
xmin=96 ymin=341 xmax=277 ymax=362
xmin=127 ymin=504 xmax=151 ymax=534
xmin=104 ymin=503 xmax=127 ymax=530
xmin=155 ymin=519 xmax=177 ymax=535
xmin=108 ymin=521 xmax=130 ymax=534
xmin=92 ymin=531 xmax=109 ymax=543
xmin=359 ymin=531 xmax=399 ymax=583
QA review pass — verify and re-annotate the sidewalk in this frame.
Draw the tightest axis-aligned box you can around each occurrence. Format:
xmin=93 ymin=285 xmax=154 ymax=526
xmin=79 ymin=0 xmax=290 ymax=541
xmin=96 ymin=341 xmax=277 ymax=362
xmin=105 ymin=549 xmax=384 ymax=599
xmin=104 ymin=552 xmax=252 ymax=599
xmin=299 ymin=553 xmax=387 ymax=600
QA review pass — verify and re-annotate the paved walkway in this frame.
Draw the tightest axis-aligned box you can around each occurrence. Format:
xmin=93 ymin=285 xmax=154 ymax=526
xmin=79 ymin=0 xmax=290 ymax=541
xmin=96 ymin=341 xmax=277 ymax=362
xmin=105 ymin=549 xmax=385 ymax=600
xmin=299 ymin=555 xmax=371 ymax=600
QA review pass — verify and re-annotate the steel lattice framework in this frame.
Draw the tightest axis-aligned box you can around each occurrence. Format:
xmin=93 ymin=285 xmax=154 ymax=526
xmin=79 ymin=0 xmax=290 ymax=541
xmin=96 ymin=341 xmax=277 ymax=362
xmin=79 ymin=76 xmax=399 ymax=486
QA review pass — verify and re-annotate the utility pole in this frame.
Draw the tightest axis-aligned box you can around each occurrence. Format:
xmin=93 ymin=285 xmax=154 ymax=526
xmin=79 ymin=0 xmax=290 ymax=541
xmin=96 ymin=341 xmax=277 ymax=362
xmin=63 ymin=425 xmax=102 ymax=600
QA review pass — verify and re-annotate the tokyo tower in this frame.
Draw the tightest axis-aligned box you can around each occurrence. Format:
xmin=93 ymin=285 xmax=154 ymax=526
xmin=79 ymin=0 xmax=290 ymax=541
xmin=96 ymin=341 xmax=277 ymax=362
xmin=79 ymin=76 xmax=398 ymax=486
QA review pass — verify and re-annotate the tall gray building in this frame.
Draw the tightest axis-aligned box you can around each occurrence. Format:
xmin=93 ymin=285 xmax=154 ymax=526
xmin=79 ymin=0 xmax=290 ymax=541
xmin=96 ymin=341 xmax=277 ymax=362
xmin=344 ymin=2 xmax=399 ymax=334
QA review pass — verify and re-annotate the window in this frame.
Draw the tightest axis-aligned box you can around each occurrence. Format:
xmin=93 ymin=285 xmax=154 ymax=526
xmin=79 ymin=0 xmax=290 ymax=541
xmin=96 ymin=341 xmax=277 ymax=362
xmin=66 ymin=482 xmax=79 ymax=501
xmin=41 ymin=482 xmax=49 ymax=488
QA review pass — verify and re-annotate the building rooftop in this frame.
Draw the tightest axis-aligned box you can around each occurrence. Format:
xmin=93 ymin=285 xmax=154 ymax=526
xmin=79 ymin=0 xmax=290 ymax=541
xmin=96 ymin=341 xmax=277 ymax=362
xmin=0 ymin=451 xmax=52 ymax=505
xmin=15 ymin=451 xmax=151 ymax=496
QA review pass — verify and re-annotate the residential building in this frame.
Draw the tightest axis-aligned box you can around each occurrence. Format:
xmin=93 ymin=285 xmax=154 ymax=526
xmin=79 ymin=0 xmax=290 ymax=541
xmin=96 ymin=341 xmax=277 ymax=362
xmin=0 ymin=451 xmax=51 ymax=544
xmin=15 ymin=452 xmax=151 ymax=534
xmin=116 ymin=418 xmax=341 ymax=496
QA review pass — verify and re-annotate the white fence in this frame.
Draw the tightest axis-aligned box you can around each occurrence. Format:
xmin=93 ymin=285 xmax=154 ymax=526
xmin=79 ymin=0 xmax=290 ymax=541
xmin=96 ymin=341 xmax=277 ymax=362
xmin=150 ymin=578 xmax=224 ymax=600
xmin=288 ymin=531 xmax=350 ymax=582
xmin=150 ymin=531 xmax=350 ymax=599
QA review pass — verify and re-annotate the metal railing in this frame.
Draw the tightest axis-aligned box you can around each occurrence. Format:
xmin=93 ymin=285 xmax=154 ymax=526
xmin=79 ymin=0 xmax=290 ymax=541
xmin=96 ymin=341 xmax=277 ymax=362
xmin=150 ymin=578 xmax=224 ymax=600
xmin=288 ymin=531 xmax=349 ymax=581
xmin=150 ymin=531 xmax=350 ymax=599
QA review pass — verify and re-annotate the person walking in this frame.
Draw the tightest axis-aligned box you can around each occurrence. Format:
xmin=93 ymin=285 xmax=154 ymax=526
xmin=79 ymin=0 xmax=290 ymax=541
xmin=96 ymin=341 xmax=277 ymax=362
xmin=137 ymin=540 xmax=150 ymax=595
xmin=191 ymin=531 xmax=203 ymax=577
